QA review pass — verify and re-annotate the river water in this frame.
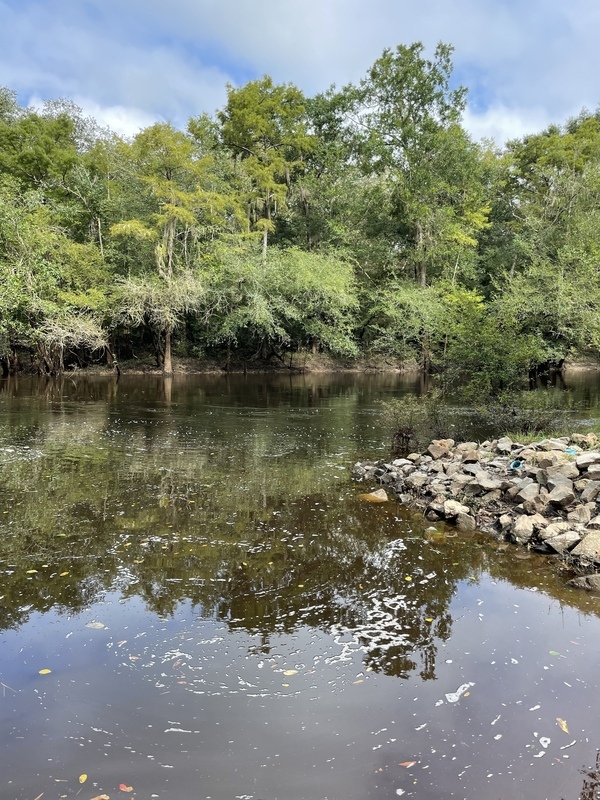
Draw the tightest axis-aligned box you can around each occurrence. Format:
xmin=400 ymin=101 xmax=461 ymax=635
xmin=2 ymin=372 xmax=600 ymax=800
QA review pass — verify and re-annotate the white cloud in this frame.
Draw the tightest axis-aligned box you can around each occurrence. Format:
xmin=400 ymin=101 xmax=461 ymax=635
xmin=1 ymin=0 xmax=599 ymax=146
xmin=462 ymin=104 xmax=553 ymax=146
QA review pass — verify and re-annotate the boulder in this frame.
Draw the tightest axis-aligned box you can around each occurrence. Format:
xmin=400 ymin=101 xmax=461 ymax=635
xmin=568 ymin=574 xmax=600 ymax=591
xmin=358 ymin=488 xmax=389 ymax=502
xmin=539 ymin=521 xmax=571 ymax=541
xmin=587 ymin=515 xmax=600 ymax=531
xmin=585 ymin=464 xmax=600 ymax=478
xmin=522 ymin=495 xmax=549 ymax=515
xmin=581 ymin=481 xmax=600 ymax=503
xmin=576 ymin=451 xmax=600 ymax=470
xmin=547 ymin=485 xmax=576 ymax=507
xmin=462 ymin=450 xmax=480 ymax=463
xmin=570 ymin=531 xmax=600 ymax=562
xmin=516 ymin=483 xmax=540 ymax=503
xmin=544 ymin=531 xmax=581 ymax=554
xmin=512 ymin=515 xmax=537 ymax=540
xmin=405 ymin=473 xmax=429 ymax=490
xmin=443 ymin=499 xmax=470 ymax=518
xmin=427 ymin=440 xmax=452 ymax=460
xmin=538 ymin=438 xmax=568 ymax=451
xmin=546 ymin=475 xmax=573 ymax=492
xmin=547 ymin=462 xmax=579 ymax=480
xmin=496 ymin=437 xmax=514 ymax=454
xmin=567 ymin=505 xmax=592 ymax=525
xmin=456 ymin=512 xmax=477 ymax=531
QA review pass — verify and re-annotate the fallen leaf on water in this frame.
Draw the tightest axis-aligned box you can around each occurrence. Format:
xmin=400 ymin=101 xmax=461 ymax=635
xmin=557 ymin=717 xmax=569 ymax=734
xmin=352 ymin=679 xmax=364 ymax=684
xmin=90 ymin=795 xmax=110 ymax=800
xmin=425 ymin=618 xmax=433 ymax=622
xmin=283 ymin=670 xmax=298 ymax=676
xmin=26 ymin=569 xmax=38 ymax=574
xmin=282 ymin=683 xmax=289 ymax=687
xmin=400 ymin=761 xmax=417 ymax=768
xmin=549 ymin=650 xmax=561 ymax=656
xmin=60 ymin=572 xmax=69 ymax=577
xmin=118 ymin=785 xmax=133 ymax=793
xmin=38 ymin=669 xmax=51 ymax=675
xmin=33 ymin=793 xmax=44 ymax=800
xmin=79 ymin=774 xmax=87 ymax=784
xmin=404 ymin=576 xmax=412 ymax=582
xmin=86 ymin=622 xmax=106 ymax=630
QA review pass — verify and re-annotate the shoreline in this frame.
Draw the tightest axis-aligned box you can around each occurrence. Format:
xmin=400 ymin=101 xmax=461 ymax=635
xmin=353 ymin=434 xmax=600 ymax=591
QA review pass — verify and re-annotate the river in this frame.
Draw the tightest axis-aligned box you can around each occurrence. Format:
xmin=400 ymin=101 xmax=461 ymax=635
xmin=1 ymin=372 xmax=600 ymax=800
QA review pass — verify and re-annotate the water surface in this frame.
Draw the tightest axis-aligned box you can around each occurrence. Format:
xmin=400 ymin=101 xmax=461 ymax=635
xmin=1 ymin=373 xmax=600 ymax=800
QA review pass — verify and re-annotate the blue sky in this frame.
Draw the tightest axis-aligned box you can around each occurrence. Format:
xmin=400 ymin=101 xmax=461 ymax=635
xmin=1 ymin=0 xmax=598 ymax=144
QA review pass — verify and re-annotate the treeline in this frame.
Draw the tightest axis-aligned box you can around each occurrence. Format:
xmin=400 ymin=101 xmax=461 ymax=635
xmin=2 ymin=42 xmax=600 ymax=393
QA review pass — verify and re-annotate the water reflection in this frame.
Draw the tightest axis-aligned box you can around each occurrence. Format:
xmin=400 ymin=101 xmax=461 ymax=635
xmin=1 ymin=373 xmax=600 ymax=799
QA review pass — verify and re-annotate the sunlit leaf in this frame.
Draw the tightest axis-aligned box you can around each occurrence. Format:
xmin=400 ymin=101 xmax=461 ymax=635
xmin=352 ymin=679 xmax=364 ymax=684
xmin=425 ymin=618 xmax=433 ymax=622
xmin=86 ymin=622 xmax=106 ymax=629
xmin=26 ymin=569 xmax=38 ymax=574
xmin=283 ymin=670 xmax=298 ymax=676
xmin=119 ymin=785 xmax=133 ymax=793
xmin=78 ymin=774 xmax=87 ymax=784
xmin=400 ymin=761 xmax=417 ymax=768
xmin=556 ymin=717 xmax=569 ymax=733
xmin=38 ymin=669 xmax=51 ymax=675
xmin=60 ymin=572 xmax=69 ymax=577
xmin=90 ymin=795 xmax=110 ymax=800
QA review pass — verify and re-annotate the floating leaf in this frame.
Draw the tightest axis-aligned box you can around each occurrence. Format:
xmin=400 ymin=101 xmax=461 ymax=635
xmin=425 ymin=618 xmax=433 ymax=623
xmin=404 ymin=576 xmax=412 ymax=582
xmin=79 ymin=774 xmax=87 ymax=784
xmin=282 ymin=683 xmax=289 ymax=687
xmin=400 ymin=761 xmax=417 ymax=768
xmin=283 ymin=670 xmax=298 ymax=676
xmin=352 ymin=679 xmax=364 ymax=684
xmin=86 ymin=622 xmax=106 ymax=630
xmin=90 ymin=795 xmax=110 ymax=800
xmin=60 ymin=572 xmax=69 ymax=577
xmin=549 ymin=650 xmax=561 ymax=656
xmin=26 ymin=569 xmax=38 ymax=574
xmin=557 ymin=717 xmax=569 ymax=734
xmin=119 ymin=785 xmax=133 ymax=793
xmin=38 ymin=669 xmax=51 ymax=675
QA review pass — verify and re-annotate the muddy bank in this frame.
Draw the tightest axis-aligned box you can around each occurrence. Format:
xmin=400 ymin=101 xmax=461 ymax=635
xmin=353 ymin=433 xmax=600 ymax=590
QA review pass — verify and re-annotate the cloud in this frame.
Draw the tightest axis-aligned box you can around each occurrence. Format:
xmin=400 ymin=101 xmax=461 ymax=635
xmin=1 ymin=0 xmax=599 ymax=144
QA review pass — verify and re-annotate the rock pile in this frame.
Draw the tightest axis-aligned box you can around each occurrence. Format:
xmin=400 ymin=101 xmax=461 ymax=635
xmin=353 ymin=433 xmax=600 ymax=589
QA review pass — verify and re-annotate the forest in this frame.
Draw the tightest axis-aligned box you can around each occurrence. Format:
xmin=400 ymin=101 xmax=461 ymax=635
xmin=1 ymin=42 xmax=600 ymax=395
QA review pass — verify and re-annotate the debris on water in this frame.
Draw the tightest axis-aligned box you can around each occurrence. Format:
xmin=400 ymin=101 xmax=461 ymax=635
xmin=86 ymin=621 xmax=106 ymax=630
xmin=444 ymin=682 xmax=474 ymax=703
xmin=539 ymin=737 xmax=551 ymax=748
xmin=556 ymin=717 xmax=570 ymax=734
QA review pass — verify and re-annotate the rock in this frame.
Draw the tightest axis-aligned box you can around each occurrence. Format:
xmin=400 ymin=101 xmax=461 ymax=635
xmin=513 ymin=515 xmax=537 ymax=539
xmin=547 ymin=462 xmax=579 ymax=480
xmin=352 ymin=463 xmax=367 ymax=477
xmin=522 ymin=495 xmax=549 ymax=515
xmin=398 ymin=493 xmax=413 ymax=505
xmin=391 ymin=458 xmax=412 ymax=467
xmin=538 ymin=438 xmax=568 ymax=451
xmin=480 ymin=489 xmax=503 ymax=505
xmin=567 ymin=505 xmax=592 ymax=525
xmin=498 ymin=514 xmax=513 ymax=531
xmin=405 ymin=473 xmax=429 ymax=490
xmin=586 ymin=515 xmax=600 ymax=531
xmin=473 ymin=473 xmax=503 ymax=491
xmin=545 ymin=531 xmax=581 ymax=554
xmin=462 ymin=462 xmax=484 ymax=477
xmin=516 ymin=483 xmax=540 ymax=504
xmin=576 ymin=451 xmax=600 ymax=470
xmin=407 ymin=453 xmax=421 ymax=463
xmin=456 ymin=512 xmax=476 ymax=531
xmin=427 ymin=440 xmax=452 ymax=459
xmin=429 ymin=461 xmax=445 ymax=474
xmin=585 ymin=463 xmax=600 ymax=478
xmin=539 ymin=521 xmax=571 ymax=541
xmin=570 ymin=531 xmax=600 ymax=562
xmin=462 ymin=450 xmax=480 ymax=463
xmin=358 ymin=488 xmax=389 ymax=502
xmin=546 ymin=475 xmax=573 ymax=492
xmin=455 ymin=441 xmax=479 ymax=454
xmin=548 ymin=485 xmax=576 ymax=507
xmin=445 ymin=462 xmax=462 ymax=477
xmin=581 ymin=481 xmax=600 ymax=502
xmin=570 ymin=433 xmax=599 ymax=448
xmin=443 ymin=499 xmax=470 ymax=518
xmin=496 ymin=437 xmax=514 ymax=454
xmin=568 ymin=574 xmax=600 ymax=591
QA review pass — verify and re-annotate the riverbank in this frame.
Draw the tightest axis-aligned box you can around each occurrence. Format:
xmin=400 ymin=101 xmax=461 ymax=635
xmin=353 ymin=433 xmax=600 ymax=590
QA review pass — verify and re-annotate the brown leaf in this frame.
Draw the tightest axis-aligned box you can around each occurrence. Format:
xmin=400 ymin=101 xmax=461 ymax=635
xmin=400 ymin=761 xmax=417 ymax=768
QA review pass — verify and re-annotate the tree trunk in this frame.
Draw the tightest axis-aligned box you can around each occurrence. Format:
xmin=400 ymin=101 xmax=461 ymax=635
xmin=163 ymin=330 xmax=173 ymax=375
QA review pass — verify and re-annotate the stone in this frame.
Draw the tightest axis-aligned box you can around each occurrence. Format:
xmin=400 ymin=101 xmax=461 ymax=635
xmin=570 ymin=433 xmax=599 ymax=448
xmin=480 ymin=489 xmax=502 ymax=505
xmin=567 ymin=505 xmax=592 ymax=525
xmin=456 ymin=512 xmax=477 ymax=531
xmin=398 ymin=493 xmax=413 ymax=505
xmin=392 ymin=458 xmax=412 ymax=467
xmin=425 ymin=502 xmax=445 ymax=521
xmin=545 ymin=531 xmax=581 ymax=554
xmin=568 ymin=574 xmax=600 ymax=591
xmin=427 ymin=440 xmax=452 ymax=459
xmin=548 ymin=485 xmax=576 ymax=507
xmin=496 ymin=437 xmax=514 ymax=454
xmin=498 ymin=514 xmax=513 ymax=531
xmin=462 ymin=462 xmax=485 ymax=477
xmin=462 ymin=450 xmax=480 ymax=463
xmin=516 ymin=483 xmax=540 ymax=504
xmin=407 ymin=453 xmax=421 ymax=463
xmin=539 ymin=521 xmax=571 ymax=541
xmin=455 ymin=441 xmax=479 ymax=454
xmin=522 ymin=496 xmax=549 ymax=516
xmin=445 ymin=462 xmax=461 ymax=477
xmin=586 ymin=515 xmax=600 ymax=531
xmin=538 ymin=438 xmax=568 ymax=451
xmin=443 ymin=499 xmax=470 ymax=518
xmin=358 ymin=488 xmax=389 ymax=502
xmin=512 ymin=515 xmax=536 ymax=541
xmin=547 ymin=462 xmax=579 ymax=480
xmin=546 ymin=475 xmax=573 ymax=492
xmin=571 ymin=531 xmax=600 ymax=562
xmin=473 ymin=473 xmax=503 ymax=491
xmin=405 ymin=473 xmax=429 ymax=490
xmin=429 ymin=460 xmax=445 ymax=474
xmin=581 ymin=481 xmax=600 ymax=503
xmin=585 ymin=463 xmax=600 ymax=478
xmin=576 ymin=451 xmax=600 ymax=470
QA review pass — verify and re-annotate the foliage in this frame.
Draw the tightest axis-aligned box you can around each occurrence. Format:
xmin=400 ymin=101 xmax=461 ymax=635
xmin=380 ymin=391 xmax=457 ymax=455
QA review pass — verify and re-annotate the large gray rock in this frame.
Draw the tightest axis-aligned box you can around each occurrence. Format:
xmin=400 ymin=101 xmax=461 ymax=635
xmin=568 ymin=574 xmax=600 ymax=591
xmin=512 ymin=515 xmax=536 ymax=540
xmin=545 ymin=531 xmax=581 ymax=554
xmin=427 ymin=440 xmax=453 ymax=460
xmin=496 ymin=437 xmax=514 ymax=454
xmin=538 ymin=438 xmax=568 ymax=451
xmin=405 ymin=473 xmax=429 ymax=490
xmin=539 ymin=521 xmax=571 ymax=541
xmin=443 ymin=499 xmax=470 ymax=518
xmin=473 ymin=473 xmax=503 ymax=491
xmin=585 ymin=463 xmax=600 ymax=478
xmin=567 ymin=505 xmax=592 ymax=525
xmin=516 ymin=483 xmax=540 ymax=503
xmin=571 ymin=531 xmax=600 ymax=562
xmin=547 ymin=462 xmax=579 ymax=480
xmin=548 ymin=485 xmax=576 ymax=507
xmin=581 ymin=481 xmax=600 ymax=503
xmin=576 ymin=451 xmax=600 ymax=470
xmin=456 ymin=512 xmax=477 ymax=531
xmin=546 ymin=475 xmax=573 ymax=492
xmin=358 ymin=488 xmax=389 ymax=502
xmin=586 ymin=515 xmax=600 ymax=531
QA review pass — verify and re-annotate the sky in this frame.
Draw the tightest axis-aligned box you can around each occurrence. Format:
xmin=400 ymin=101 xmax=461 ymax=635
xmin=1 ymin=0 xmax=598 ymax=146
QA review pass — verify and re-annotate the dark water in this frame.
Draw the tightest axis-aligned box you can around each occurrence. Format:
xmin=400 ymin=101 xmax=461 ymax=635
xmin=2 ymin=373 xmax=600 ymax=800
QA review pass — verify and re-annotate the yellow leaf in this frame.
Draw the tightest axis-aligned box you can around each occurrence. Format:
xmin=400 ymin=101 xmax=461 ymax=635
xmin=352 ymin=679 xmax=364 ymax=684
xmin=282 ymin=683 xmax=289 ymax=687
xmin=60 ymin=572 xmax=69 ymax=577
xmin=283 ymin=670 xmax=298 ymax=676
xmin=425 ymin=618 xmax=433 ymax=622
xmin=78 ymin=774 xmax=87 ymax=784
xmin=26 ymin=569 xmax=38 ymax=574
xmin=556 ymin=717 xmax=569 ymax=734
xmin=38 ymin=669 xmax=51 ymax=675
xmin=405 ymin=576 xmax=412 ymax=582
